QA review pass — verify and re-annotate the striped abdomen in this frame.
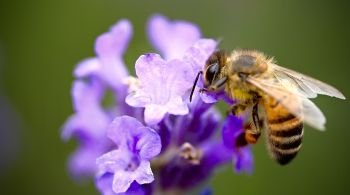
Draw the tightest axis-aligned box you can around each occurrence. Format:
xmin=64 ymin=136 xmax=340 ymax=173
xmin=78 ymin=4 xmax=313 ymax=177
xmin=263 ymin=97 xmax=304 ymax=165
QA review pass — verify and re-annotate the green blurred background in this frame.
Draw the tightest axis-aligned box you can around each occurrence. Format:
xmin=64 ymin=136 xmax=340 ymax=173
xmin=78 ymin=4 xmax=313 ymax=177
xmin=0 ymin=0 xmax=349 ymax=194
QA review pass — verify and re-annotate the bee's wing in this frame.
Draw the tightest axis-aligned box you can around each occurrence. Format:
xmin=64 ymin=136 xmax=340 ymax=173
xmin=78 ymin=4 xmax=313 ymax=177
xmin=270 ymin=63 xmax=345 ymax=99
xmin=247 ymin=76 xmax=326 ymax=130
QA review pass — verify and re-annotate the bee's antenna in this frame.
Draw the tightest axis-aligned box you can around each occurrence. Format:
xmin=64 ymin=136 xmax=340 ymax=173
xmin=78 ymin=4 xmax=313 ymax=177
xmin=190 ymin=71 xmax=203 ymax=102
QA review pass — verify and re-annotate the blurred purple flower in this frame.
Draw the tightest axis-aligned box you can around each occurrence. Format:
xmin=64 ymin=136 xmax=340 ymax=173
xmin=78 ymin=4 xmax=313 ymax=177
xmin=62 ymin=79 xmax=109 ymax=141
xmin=183 ymin=39 xmax=217 ymax=75
xmin=68 ymin=141 xmax=108 ymax=178
xmin=148 ymin=14 xmax=201 ymax=60
xmin=62 ymin=79 xmax=112 ymax=177
xmin=96 ymin=116 xmax=161 ymax=194
xmin=222 ymin=115 xmax=254 ymax=174
xmin=74 ymin=19 xmax=131 ymax=90
xmin=62 ymin=19 xmax=140 ymax=178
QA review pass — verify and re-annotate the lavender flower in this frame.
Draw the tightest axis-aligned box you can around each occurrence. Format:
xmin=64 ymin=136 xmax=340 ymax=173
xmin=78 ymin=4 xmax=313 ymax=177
xmin=96 ymin=176 xmax=152 ymax=195
xmin=62 ymin=79 xmax=111 ymax=177
xmin=125 ymin=54 xmax=193 ymax=125
xmin=74 ymin=19 xmax=131 ymax=90
xmin=96 ymin=116 xmax=161 ymax=193
xmin=63 ymin=14 xmax=254 ymax=195
xmin=63 ymin=19 xmax=138 ymax=178
xmin=222 ymin=115 xmax=254 ymax=174
xmin=148 ymin=14 xmax=201 ymax=60
xmin=182 ymin=39 xmax=218 ymax=76
xmin=126 ymin=16 xmax=217 ymax=125
xmin=158 ymin=102 xmax=232 ymax=191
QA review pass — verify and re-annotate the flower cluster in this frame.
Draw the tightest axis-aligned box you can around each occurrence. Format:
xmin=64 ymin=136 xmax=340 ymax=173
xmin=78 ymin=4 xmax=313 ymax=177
xmin=62 ymin=14 xmax=253 ymax=194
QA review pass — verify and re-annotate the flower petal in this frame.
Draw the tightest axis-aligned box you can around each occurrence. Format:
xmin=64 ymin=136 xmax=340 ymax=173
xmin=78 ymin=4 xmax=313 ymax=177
xmin=166 ymin=96 xmax=189 ymax=116
xmin=183 ymin=39 xmax=217 ymax=74
xmin=61 ymin=109 xmax=110 ymax=141
xmin=134 ymin=53 xmax=166 ymax=85
xmin=95 ymin=19 xmax=132 ymax=59
xmin=233 ymin=146 xmax=254 ymax=174
xmin=148 ymin=14 xmax=201 ymax=60
xmin=96 ymin=173 xmax=117 ymax=195
xmin=131 ymin=54 xmax=194 ymax=124
xmin=165 ymin=59 xmax=193 ymax=98
xmin=92 ymin=19 xmax=132 ymax=88
xmin=200 ymin=141 xmax=232 ymax=170
xmin=61 ymin=80 xmax=110 ymax=141
xmin=107 ymin=116 xmax=144 ymax=146
xmin=125 ymin=91 xmax=151 ymax=107
xmin=68 ymin=143 xmax=105 ymax=178
xmin=69 ymin=148 xmax=96 ymax=177
xmin=144 ymin=105 xmax=168 ymax=125
xmin=136 ymin=127 xmax=161 ymax=160
xmin=222 ymin=115 xmax=254 ymax=174
xmin=71 ymin=79 xmax=103 ymax=112
xmin=96 ymin=174 xmax=147 ymax=195
xmin=74 ymin=58 xmax=100 ymax=78
xmin=134 ymin=161 xmax=154 ymax=185
xmin=112 ymin=169 xmax=134 ymax=193
xmin=199 ymin=91 xmax=219 ymax=104
xmin=222 ymin=115 xmax=244 ymax=149
xmin=96 ymin=150 xmax=129 ymax=177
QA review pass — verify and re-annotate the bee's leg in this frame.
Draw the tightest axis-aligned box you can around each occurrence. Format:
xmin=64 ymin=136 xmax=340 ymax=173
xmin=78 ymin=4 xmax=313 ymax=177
xmin=235 ymin=103 xmax=262 ymax=147
xmin=245 ymin=103 xmax=262 ymax=144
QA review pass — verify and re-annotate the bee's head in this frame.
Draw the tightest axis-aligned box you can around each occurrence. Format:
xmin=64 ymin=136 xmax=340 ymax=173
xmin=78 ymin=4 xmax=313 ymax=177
xmin=203 ymin=50 xmax=228 ymax=89
xmin=189 ymin=50 xmax=228 ymax=102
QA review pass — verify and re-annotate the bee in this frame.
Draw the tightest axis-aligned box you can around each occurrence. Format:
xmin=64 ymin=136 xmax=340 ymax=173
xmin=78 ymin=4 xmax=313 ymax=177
xmin=190 ymin=49 xmax=345 ymax=165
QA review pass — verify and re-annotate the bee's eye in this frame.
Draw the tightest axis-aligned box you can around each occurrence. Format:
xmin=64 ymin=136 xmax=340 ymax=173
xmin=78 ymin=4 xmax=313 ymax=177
xmin=205 ymin=63 xmax=219 ymax=84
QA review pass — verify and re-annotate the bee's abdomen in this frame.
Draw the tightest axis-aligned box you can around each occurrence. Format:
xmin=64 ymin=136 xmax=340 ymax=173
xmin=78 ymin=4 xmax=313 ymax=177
xmin=267 ymin=114 xmax=304 ymax=165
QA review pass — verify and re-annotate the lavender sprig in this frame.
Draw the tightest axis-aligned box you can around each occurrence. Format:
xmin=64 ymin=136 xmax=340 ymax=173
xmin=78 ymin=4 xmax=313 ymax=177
xmin=62 ymin=14 xmax=253 ymax=195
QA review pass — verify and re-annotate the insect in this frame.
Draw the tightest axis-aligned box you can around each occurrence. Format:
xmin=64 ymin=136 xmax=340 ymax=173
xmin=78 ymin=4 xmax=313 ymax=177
xmin=190 ymin=49 xmax=345 ymax=165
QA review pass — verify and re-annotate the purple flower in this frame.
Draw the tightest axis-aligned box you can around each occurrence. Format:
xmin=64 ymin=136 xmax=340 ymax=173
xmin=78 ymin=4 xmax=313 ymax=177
xmin=96 ymin=116 xmax=161 ymax=194
xmin=173 ymin=100 xmax=220 ymax=146
xmin=125 ymin=54 xmax=193 ymax=125
xmin=222 ymin=115 xmax=254 ymax=174
xmin=68 ymin=142 xmax=108 ymax=179
xmin=62 ymin=19 xmax=137 ymax=179
xmin=182 ymin=39 xmax=217 ymax=75
xmin=62 ymin=79 xmax=109 ymax=141
xmin=182 ymin=39 xmax=222 ymax=104
xmin=96 ymin=175 xmax=152 ymax=195
xmin=200 ymin=90 xmax=235 ymax=104
xmin=159 ymin=141 xmax=231 ymax=190
xmin=63 ymin=14 xmax=256 ymax=195
xmin=74 ymin=19 xmax=132 ymax=90
xmin=62 ymin=79 xmax=112 ymax=177
xmin=148 ymin=14 xmax=201 ymax=60
xmin=126 ymin=15 xmax=218 ymax=125
xmin=157 ymin=98 xmax=230 ymax=190
xmin=71 ymin=19 xmax=138 ymax=126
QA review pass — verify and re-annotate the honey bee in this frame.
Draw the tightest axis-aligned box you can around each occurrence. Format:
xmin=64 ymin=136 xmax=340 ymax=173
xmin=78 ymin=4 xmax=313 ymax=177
xmin=190 ymin=49 xmax=345 ymax=165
